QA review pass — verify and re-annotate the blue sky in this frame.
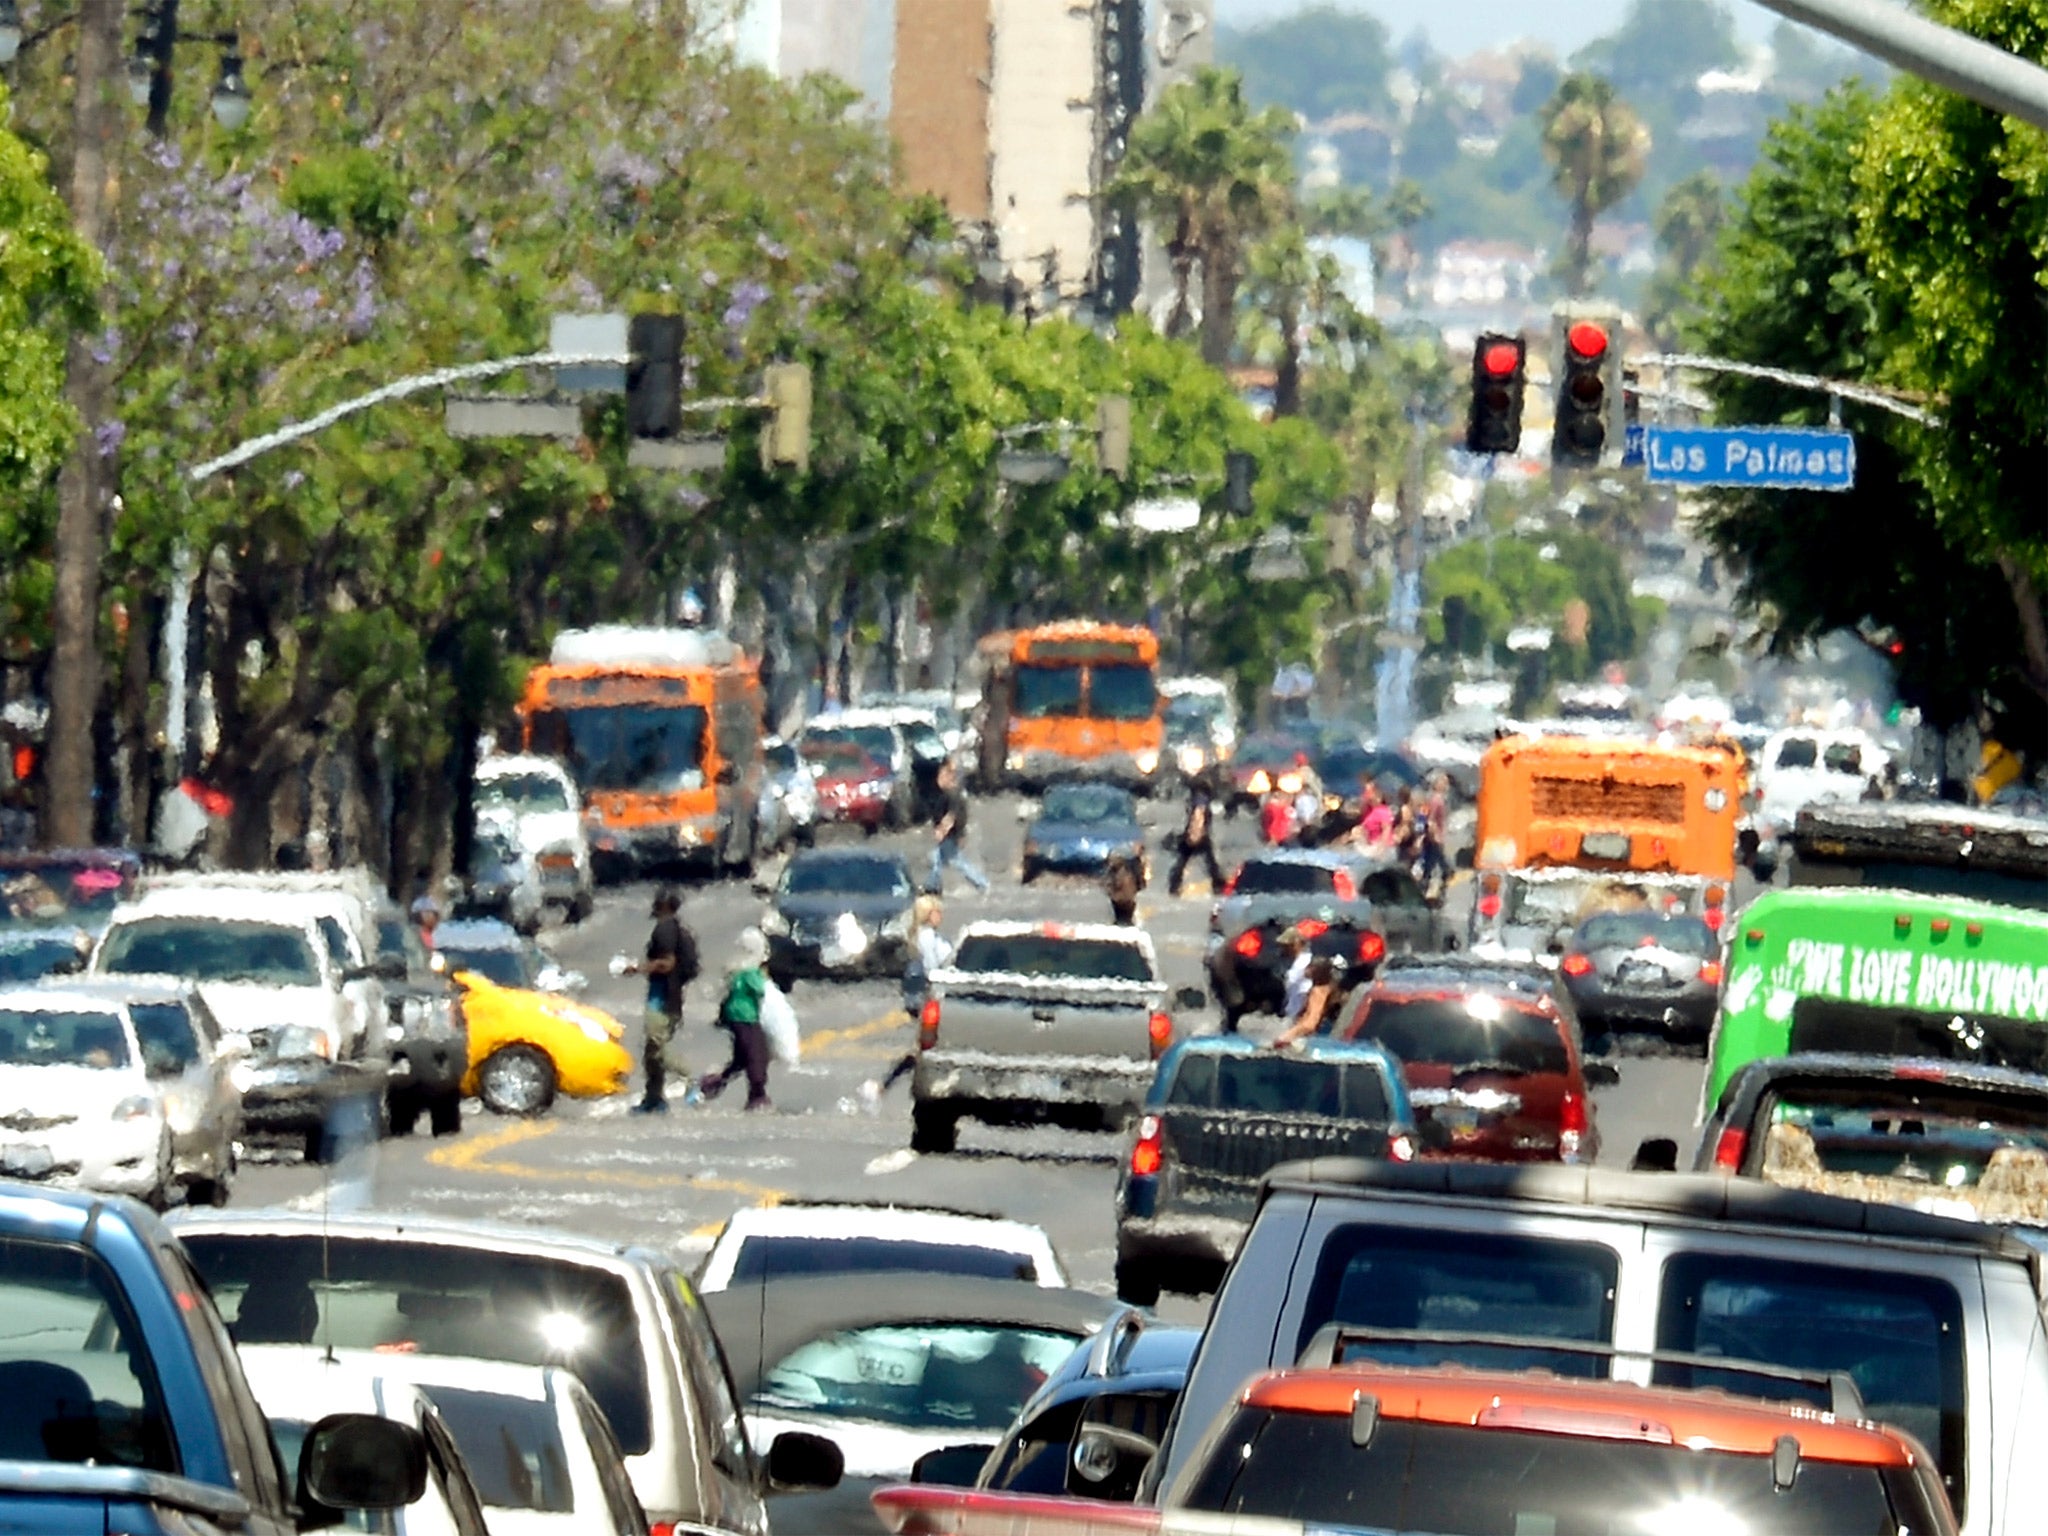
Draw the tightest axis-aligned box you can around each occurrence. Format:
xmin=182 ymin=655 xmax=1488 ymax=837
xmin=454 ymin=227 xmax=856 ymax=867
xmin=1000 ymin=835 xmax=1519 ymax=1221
xmin=1214 ymin=0 xmax=1784 ymax=56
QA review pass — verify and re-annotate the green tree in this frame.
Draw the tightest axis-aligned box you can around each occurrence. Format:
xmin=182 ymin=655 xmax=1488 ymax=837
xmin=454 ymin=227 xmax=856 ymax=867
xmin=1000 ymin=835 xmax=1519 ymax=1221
xmin=1112 ymin=67 xmax=1297 ymax=365
xmin=1241 ymin=225 xmax=1368 ymax=418
xmin=1217 ymin=4 xmax=1394 ymax=122
xmin=1643 ymin=171 xmax=1725 ymax=347
xmin=1539 ymin=72 xmax=1652 ymax=297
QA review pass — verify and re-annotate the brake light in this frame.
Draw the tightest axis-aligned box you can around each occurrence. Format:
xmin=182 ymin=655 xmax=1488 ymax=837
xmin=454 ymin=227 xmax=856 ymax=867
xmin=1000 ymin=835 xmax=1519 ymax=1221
xmin=1222 ymin=871 xmax=1238 ymax=895
xmin=1388 ymin=1133 xmax=1415 ymax=1163
xmin=1560 ymin=1090 xmax=1589 ymax=1135
xmin=918 ymin=998 xmax=941 ymax=1050
xmin=1698 ymin=959 xmax=1723 ymax=986
xmin=1295 ymin=918 xmax=1330 ymax=940
xmin=1702 ymin=905 xmax=1725 ymax=932
xmin=1148 ymin=1011 xmax=1172 ymax=1059
xmin=1332 ymin=870 xmax=1357 ymax=901
xmin=1478 ymin=893 xmax=1502 ymax=919
xmin=1130 ymin=1115 xmax=1164 ymax=1177
xmin=1356 ymin=931 xmax=1386 ymax=965
xmin=1713 ymin=1126 xmax=1748 ymax=1170
xmin=1233 ymin=929 xmax=1263 ymax=959
xmin=1559 ymin=953 xmax=1594 ymax=977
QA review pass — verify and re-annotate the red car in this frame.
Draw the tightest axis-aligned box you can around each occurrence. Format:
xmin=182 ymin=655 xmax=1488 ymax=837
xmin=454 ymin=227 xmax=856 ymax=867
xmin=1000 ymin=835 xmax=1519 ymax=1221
xmin=804 ymin=743 xmax=894 ymax=834
xmin=1333 ymin=957 xmax=1599 ymax=1163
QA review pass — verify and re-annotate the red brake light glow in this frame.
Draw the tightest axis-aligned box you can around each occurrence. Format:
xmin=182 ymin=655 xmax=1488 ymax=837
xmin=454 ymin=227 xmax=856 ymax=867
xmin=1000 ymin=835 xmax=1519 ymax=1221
xmin=1332 ymin=870 xmax=1357 ymax=901
xmin=1233 ymin=930 xmax=1264 ymax=959
xmin=1477 ymin=893 xmax=1502 ymax=919
xmin=1702 ymin=906 xmax=1725 ymax=932
xmin=918 ymin=997 xmax=941 ymax=1051
xmin=1148 ymin=1011 xmax=1172 ymax=1059
xmin=1713 ymin=1126 xmax=1748 ymax=1170
xmin=1295 ymin=918 xmax=1331 ymax=941
xmin=1559 ymin=953 xmax=1594 ymax=977
xmin=1559 ymin=1090 xmax=1589 ymax=1135
xmin=1130 ymin=1115 xmax=1164 ymax=1177
xmin=1356 ymin=931 xmax=1386 ymax=965
xmin=1698 ymin=959 xmax=1723 ymax=986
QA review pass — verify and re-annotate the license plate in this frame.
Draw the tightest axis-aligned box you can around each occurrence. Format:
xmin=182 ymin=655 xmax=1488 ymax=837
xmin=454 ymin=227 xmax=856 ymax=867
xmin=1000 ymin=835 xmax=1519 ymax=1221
xmin=1014 ymin=1072 xmax=1063 ymax=1098
xmin=1581 ymin=832 xmax=1631 ymax=861
xmin=0 ymin=1144 xmax=56 ymax=1177
xmin=1434 ymin=1106 xmax=1480 ymax=1135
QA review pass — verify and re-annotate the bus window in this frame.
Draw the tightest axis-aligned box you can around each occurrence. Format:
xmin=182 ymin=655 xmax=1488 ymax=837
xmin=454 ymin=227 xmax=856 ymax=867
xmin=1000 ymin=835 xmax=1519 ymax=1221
xmin=532 ymin=705 xmax=708 ymax=793
xmin=1015 ymin=666 xmax=1083 ymax=719
xmin=1089 ymin=665 xmax=1157 ymax=721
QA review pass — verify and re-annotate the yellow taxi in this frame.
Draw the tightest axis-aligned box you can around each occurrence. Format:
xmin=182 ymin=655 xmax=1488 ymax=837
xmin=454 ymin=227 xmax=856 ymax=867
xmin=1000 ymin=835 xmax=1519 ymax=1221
xmin=432 ymin=920 xmax=632 ymax=1115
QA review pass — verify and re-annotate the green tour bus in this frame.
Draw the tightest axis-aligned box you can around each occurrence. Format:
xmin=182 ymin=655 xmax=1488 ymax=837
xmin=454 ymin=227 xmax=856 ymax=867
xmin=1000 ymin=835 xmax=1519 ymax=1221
xmin=1706 ymin=885 xmax=2048 ymax=1111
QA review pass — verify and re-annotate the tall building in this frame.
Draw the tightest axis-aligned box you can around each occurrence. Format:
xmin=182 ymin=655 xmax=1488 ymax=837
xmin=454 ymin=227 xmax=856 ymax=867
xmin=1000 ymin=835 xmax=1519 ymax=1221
xmin=726 ymin=0 xmax=896 ymax=116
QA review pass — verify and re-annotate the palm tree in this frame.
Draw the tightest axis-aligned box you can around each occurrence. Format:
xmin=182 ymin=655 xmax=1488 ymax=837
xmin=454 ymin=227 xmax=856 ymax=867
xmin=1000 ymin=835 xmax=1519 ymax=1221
xmin=1242 ymin=225 xmax=1369 ymax=417
xmin=1653 ymin=170 xmax=1724 ymax=279
xmin=1538 ymin=72 xmax=1650 ymax=297
xmin=1111 ymin=67 xmax=1297 ymax=365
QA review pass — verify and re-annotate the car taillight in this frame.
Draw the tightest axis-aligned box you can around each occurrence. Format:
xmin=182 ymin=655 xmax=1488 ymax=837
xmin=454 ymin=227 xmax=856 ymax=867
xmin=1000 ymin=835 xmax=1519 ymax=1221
xmin=1713 ymin=1126 xmax=1748 ymax=1170
xmin=1702 ymin=906 xmax=1725 ymax=931
xmin=1222 ymin=871 xmax=1239 ymax=895
xmin=1477 ymin=892 xmax=1502 ymax=919
xmin=1148 ymin=1011 xmax=1172 ymax=1059
xmin=1356 ymin=931 xmax=1386 ymax=965
xmin=1388 ymin=1133 xmax=1415 ymax=1163
xmin=1295 ymin=918 xmax=1330 ymax=940
xmin=1560 ymin=1090 xmax=1588 ymax=1135
xmin=1698 ymin=959 xmax=1723 ymax=986
xmin=1233 ymin=929 xmax=1263 ymax=959
xmin=1130 ymin=1115 xmax=1164 ymax=1177
xmin=918 ymin=998 xmax=941 ymax=1050
xmin=1559 ymin=953 xmax=1593 ymax=977
xmin=1332 ymin=870 xmax=1357 ymax=901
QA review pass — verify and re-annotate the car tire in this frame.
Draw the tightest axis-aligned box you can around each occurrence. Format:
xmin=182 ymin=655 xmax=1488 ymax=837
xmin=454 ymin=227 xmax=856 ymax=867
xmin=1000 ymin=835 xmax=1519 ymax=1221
xmin=1020 ymin=859 xmax=1041 ymax=885
xmin=1114 ymin=1259 xmax=1162 ymax=1308
xmin=568 ymin=889 xmax=595 ymax=924
xmin=302 ymin=1127 xmax=327 ymax=1165
xmin=388 ymin=1088 xmax=421 ymax=1138
xmin=429 ymin=1093 xmax=462 ymax=1136
xmin=910 ymin=1104 xmax=957 ymax=1155
xmin=477 ymin=1044 xmax=558 ymax=1117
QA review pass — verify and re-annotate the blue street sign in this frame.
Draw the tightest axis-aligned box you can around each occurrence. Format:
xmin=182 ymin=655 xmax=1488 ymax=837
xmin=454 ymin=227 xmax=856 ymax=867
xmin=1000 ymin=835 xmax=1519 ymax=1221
xmin=1622 ymin=423 xmax=1646 ymax=469
xmin=1644 ymin=425 xmax=1855 ymax=491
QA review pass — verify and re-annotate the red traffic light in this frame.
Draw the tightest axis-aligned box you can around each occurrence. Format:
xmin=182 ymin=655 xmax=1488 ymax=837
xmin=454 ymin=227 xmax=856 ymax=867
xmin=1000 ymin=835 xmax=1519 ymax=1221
xmin=1481 ymin=342 xmax=1521 ymax=378
xmin=1568 ymin=321 xmax=1609 ymax=360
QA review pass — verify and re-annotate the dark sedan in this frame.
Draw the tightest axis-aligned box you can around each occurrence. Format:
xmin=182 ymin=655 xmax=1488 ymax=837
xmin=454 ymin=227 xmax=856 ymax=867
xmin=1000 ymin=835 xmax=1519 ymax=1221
xmin=1557 ymin=909 xmax=1719 ymax=1046
xmin=1020 ymin=783 xmax=1146 ymax=884
xmin=1224 ymin=731 xmax=1316 ymax=815
xmin=762 ymin=849 xmax=918 ymax=987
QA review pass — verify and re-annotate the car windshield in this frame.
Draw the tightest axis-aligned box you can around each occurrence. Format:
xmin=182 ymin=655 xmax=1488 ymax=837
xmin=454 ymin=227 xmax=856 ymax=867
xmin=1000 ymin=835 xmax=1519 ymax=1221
xmin=951 ymin=935 xmax=1155 ymax=983
xmin=1757 ymin=1083 xmax=2048 ymax=1194
xmin=0 ymin=935 xmax=82 ymax=983
xmin=179 ymin=1234 xmax=657 ymax=1456
xmin=765 ymin=742 xmax=798 ymax=773
xmin=98 ymin=918 xmax=321 ymax=986
xmin=1014 ymin=664 xmax=1084 ymax=719
xmin=1573 ymin=913 xmax=1715 ymax=955
xmin=754 ymin=1322 xmax=1077 ymax=1435
xmin=0 ymin=1008 xmax=131 ymax=1068
xmin=1164 ymin=693 xmax=1226 ymax=729
xmin=1774 ymin=737 xmax=1820 ymax=770
xmin=1183 ymin=1410 xmax=1900 ymax=1535
xmin=802 ymin=741 xmax=882 ymax=777
xmin=781 ymin=858 xmax=910 ymax=898
xmin=1238 ymin=734 xmax=1308 ymax=767
xmin=1088 ymin=664 xmax=1156 ymax=722
xmin=0 ymin=1235 xmax=175 ymax=1470
xmin=0 ymin=860 xmax=133 ymax=924
xmin=1040 ymin=785 xmax=1133 ymax=825
xmin=1232 ymin=861 xmax=1336 ymax=896
xmin=444 ymin=944 xmax=534 ymax=989
xmin=530 ymin=704 xmax=707 ymax=794
xmin=1316 ymin=748 xmax=1413 ymax=790
xmin=807 ymin=725 xmax=896 ymax=763
xmin=479 ymin=772 xmax=571 ymax=813
xmin=376 ymin=918 xmax=433 ymax=976
xmin=1824 ymin=742 xmax=1867 ymax=773
xmin=1348 ymin=996 xmax=1569 ymax=1076
xmin=130 ymin=1003 xmax=199 ymax=1076
xmin=728 ymin=1236 xmax=1039 ymax=1285
xmin=426 ymin=1386 xmax=575 ymax=1513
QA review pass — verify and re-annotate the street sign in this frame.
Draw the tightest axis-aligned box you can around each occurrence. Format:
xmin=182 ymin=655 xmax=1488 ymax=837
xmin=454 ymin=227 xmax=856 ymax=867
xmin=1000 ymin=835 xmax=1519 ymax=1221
xmin=551 ymin=313 xmax=629 ymax=394
xmin=1621 ymin=422 xmax=1646 ymax=469
xmin=1644 ymin=425 xmax=1855 ymax=491
xmin=1128 ymin=496 xmax=1199 ymax=533
xmin=445 ymin=398 xmax=581 ymax=441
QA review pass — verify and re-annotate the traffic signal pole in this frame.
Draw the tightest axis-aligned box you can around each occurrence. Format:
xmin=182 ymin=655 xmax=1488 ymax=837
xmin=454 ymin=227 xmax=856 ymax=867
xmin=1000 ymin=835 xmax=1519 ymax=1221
xmin=1748 ymin=0 xmax=2048 ymax=132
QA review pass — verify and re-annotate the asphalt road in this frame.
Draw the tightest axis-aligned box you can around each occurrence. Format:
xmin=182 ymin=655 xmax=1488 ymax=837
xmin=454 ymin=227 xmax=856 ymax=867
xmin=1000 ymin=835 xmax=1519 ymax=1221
xmin=227 ymin=793 xmax=1722 ymax=1530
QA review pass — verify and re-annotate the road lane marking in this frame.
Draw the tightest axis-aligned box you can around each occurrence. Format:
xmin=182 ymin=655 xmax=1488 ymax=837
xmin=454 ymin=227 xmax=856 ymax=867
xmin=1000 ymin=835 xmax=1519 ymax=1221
xmin=804 ymin=1007 xmax=909 ymax=1056
xmin=864 ymin=1148 xmax=918 ymax=1176
xmin=427 ymin=1119 xmax=555 ymax=1171
xmin=427 ymin=1115 xmax=789 ymax=1209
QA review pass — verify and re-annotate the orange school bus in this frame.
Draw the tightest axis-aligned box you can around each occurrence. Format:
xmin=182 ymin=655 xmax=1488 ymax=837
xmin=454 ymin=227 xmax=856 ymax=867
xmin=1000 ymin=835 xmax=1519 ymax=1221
xmin=975 ymin=623 xmax=1164 ymax=793
xmin=1476 ymin=735 xmax=1743 ymax=889
xmin=520 ymin=626 xmax=763 ymax=875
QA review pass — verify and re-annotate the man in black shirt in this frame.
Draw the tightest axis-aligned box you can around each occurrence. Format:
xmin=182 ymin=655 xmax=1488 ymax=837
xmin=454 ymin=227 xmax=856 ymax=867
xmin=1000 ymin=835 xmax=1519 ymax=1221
xmin=1168 ymin=770 xmax=1224 ymax=896
xmin=624 ymin=887 xmax=699 ymax=1113
xmin=926 ymin=763 xmax=990 ymax=895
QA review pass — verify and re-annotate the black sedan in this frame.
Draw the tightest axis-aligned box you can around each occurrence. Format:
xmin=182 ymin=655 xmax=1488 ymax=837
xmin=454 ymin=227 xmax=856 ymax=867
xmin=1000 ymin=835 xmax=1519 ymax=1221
xmin=1557 ymin=909 xmax=1719 ymax=1046
xmin=1020 ymin=783 xmax=1146 ymax=884
xmin=760 ymin=849 xmax=918 ymax=987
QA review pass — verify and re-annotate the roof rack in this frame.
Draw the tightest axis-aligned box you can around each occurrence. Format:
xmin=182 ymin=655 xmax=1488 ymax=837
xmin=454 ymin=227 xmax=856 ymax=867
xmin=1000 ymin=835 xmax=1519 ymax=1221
xmin=1296 ymin=1325 xmax=1866 ymax=1421
xmin=1084 ymin=1306 xmax=1148 ymax=1379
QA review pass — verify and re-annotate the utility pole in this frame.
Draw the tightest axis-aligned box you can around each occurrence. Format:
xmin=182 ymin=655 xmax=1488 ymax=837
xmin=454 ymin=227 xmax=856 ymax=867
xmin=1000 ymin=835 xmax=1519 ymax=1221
xmin=45 ymin=0 xmax=124 ymax=848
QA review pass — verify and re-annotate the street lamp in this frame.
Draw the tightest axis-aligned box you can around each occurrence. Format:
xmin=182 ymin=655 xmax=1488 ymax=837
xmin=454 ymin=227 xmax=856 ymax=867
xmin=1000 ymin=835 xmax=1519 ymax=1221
xmin=209 ymin=45 xmax=248 ymax=128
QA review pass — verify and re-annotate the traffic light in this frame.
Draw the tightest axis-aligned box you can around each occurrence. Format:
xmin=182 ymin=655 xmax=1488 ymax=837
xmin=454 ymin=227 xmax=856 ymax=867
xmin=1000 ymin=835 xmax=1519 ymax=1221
xmin=1464 ymin=333 xmax=1525 ymax=454
xmin=761 ymin=362 xmax=812 ymax=474
xmin=1224 ymin=451 xmax=1258 ymax=515
xmin=1552 ymin=317 xmax=1617 ymax=469
xmin=625 ymin=313 xmax=683 ymax=439
xmin=1097 ymin=394 xmax=1132 ymax=480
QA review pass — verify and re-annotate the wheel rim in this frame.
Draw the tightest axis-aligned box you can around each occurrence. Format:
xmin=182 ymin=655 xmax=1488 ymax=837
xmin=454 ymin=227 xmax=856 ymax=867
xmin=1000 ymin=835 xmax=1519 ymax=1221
xmin=484 ymin=1052 xmax=549 ymax=1112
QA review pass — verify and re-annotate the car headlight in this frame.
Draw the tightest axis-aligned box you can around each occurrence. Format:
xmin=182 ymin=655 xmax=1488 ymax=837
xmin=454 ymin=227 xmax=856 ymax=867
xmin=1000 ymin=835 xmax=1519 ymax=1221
xmin=229 ymin=1062 xmax=257 ymax=1095
xmin=112 ymin=1094 xmax=159 ymax=1123
xmin=1135 ymin=750 xmax=1160 ymax=775
xmin=1177 ymin=744 xmax=1207 ymax=775
xmin=1006 ymin=752 xmax=1026 ymax=771
xmin=761 ymin=909 xmax=790 ymax=937
xmin=858 ymin=780 xmax=888 ymax=798
xmin=1247 ymin=770 xmax=1271 ymax=794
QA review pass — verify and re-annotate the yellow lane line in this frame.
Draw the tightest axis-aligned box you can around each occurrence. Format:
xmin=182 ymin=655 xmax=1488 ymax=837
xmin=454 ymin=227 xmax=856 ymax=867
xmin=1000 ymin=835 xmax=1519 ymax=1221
xmin=804 ymin=1007 xmax=909 ymax=1056
xmin=426 ymin=1119 xmax=555 ymax=1171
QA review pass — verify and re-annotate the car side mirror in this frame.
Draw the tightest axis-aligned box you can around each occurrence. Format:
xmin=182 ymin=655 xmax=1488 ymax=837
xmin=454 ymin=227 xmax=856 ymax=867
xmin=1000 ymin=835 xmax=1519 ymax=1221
xmin=1631 ymin=1136 xmax=1680 ymax=1172
xmin=1173 ymin=986 xmax=1206 ymax=1013
xmin=766 ymin=1429 xmax=843 ymax=1492
xmin=909 ymin=1443 xmax=994 ymax=1487
xmin=1584 ymin=1061 xmax=1622 ymax=1088
xmin=374 ymin=955 xmax=408 ymax=982
xmin=297 ymin=1413 xmax=426 ymax=1526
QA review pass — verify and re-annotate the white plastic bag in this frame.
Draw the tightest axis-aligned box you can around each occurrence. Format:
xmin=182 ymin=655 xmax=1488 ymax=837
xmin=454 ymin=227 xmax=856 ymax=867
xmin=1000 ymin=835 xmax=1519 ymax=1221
xmin=760 ymin=979 xmax=801 ymax=1067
